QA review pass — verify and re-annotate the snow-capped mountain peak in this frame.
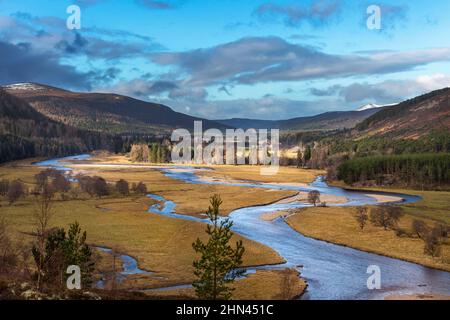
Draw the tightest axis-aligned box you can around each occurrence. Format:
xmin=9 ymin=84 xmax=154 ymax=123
xmin=357 ymin=103 xmax=382 ymax=111
xmin=356 ymin=103 xmax=397 ymax=112
xmin=2 ymin=83 xmax=46 ymax=91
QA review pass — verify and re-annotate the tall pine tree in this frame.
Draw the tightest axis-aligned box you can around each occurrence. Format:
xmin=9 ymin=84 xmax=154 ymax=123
xmin=192 ymin=195 xmax=245 ymax=300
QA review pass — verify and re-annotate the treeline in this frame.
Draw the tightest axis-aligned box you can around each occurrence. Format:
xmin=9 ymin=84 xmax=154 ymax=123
xmin=130 ymin=143 xmax=170 ymax=163
xmin=0 ymin=169 xmax=149 ymax=205
xmin=327 ymin=130 xmax=450 ymax=158
xmin=337 ymin=153 xmax=450 ymax=189
xmin=280 ymin=130 xmax=332 ymax=147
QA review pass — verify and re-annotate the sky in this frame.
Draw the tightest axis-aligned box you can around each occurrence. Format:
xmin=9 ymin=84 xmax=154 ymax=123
xmin=1 ymin=0 xmax=450 ymax=120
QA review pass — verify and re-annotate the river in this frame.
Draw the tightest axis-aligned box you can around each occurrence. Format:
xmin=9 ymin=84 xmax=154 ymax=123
xmin=35 ymin=155 xmax=450 ymax=300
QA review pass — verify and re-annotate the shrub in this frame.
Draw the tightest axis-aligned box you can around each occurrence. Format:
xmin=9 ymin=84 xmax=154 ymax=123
xmin=115 ymin=179 xmax=129 ymax=196
xmin=307 ymin=190 xmax=321 ymax=207
xmin=411 ymin=219 xmax=428 ymax=238
xmin=355 ymin=207 xmax=369 ymax=230
xmin=133 ymin=182 xmax=147 ymax=195
xmin=0 ymin=179 xmax=10 ymax=197
xmin=370 ymin=206 xmax=404 ymax=230
xmin=7 ymin=180 xmax=25 ymax=204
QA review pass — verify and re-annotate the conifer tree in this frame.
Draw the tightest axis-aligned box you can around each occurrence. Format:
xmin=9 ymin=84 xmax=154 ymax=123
xmin=192 ymin=195 xmax=245 ymax=300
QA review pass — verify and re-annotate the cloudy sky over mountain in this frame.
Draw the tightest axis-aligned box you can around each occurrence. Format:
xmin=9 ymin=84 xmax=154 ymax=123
xmin=1 ymin=0 xmax=450 ymax=119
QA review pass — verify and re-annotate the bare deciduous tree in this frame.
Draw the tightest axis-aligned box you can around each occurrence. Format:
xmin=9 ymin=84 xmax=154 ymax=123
xmin=307 ymin=190 xmax=321 ymax=207
xmin=0 ymin=218 xmax=17 ymax=274
xmin=370 ymin=206 xmax=404 ymax=230
xmin=130 ymin=144 xmax=150 ymax=162
xmin=132 ymin=182 xmax=147 ymax=195
xmin=355 ymin=207 xmax=369 ymax=230
xmin=411 ymin=219 xmax=428 ymax=238
xmin=7 ymin=180 xmax=25 ymax=205
xmin=423 ymin=229 xmax=442 ymax=258
xmin=0 ymin=179 xmax=10 ymax=197
xmin=51 ymin=172 xmax=71 ymax=195
xmin=115 ymin=179 xmax=129 ymax=196
xmin=33 ymin=182 xmax=55 ymax=291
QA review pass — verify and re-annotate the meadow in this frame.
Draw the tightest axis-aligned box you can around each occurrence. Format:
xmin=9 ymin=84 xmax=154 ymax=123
xmin=286 ymin=204 xmax=450 ymax=272
xmin=0 ymin=156 xmax=308 ymax=299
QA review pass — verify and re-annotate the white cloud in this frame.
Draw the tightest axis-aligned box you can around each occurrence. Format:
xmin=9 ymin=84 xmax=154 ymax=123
xmin=314 ymin=73 xmax=450 ymax=104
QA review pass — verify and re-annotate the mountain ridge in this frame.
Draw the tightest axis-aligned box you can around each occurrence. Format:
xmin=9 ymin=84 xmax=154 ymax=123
xmin=3 ymin=82 xmax=392 ymax=133
xmin=216 ymin=109 xmax=383 ymax=131
xmin=354 ymin=87 xmax=450 ymax=139
xmin=3 ymin=83 xmax=228 ymax=135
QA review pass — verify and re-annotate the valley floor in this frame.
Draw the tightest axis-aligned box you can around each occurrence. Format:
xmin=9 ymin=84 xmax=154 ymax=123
xmin=0 ymin=155 xmax=310 ymax=299
xmin=286 ymin=202 xmax=450 ymax=272
xmin=2 ymin=154 xmax=449 ymax=299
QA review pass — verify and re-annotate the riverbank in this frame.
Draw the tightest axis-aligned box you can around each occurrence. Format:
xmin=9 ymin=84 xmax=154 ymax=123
xmin=143 ymin=269 xmax=307 ymax=300
xmin=54 ymin=163 xmax=299 ymax=217
xmin=285 ymin=206 xmax=450 ymax=272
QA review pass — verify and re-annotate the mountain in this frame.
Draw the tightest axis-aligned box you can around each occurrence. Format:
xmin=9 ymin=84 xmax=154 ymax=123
xmin=354 ymin=87 xmax=450 ymax=139
xmin=3 ymin=83 xmax=227 ymax=135
xmin=0 ymin=89 xmax=118 ymax=163
xmin=217 ymin=108 xmax=382 ymax=131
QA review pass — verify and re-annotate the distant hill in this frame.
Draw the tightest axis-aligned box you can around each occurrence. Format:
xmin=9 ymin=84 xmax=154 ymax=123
xmin=3 ymin=83 xmax=227 ymax=135
xmin=0 ymin=89 xmax=118 ymax=163
xmin=217 ymin=108 xmax=382 ymax=131
xmin=354 ymin=87 xmax=450 ymax=139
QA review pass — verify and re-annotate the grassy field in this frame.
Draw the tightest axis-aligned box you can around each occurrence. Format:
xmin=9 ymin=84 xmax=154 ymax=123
xmin=77 ymin=166 xmax=298 ymax=216
xmin=330 ymin=182 xmax=450 ymax=225
xmin=75 ymin=153 xmax=325 ymax=184
xmin=286 ymin=206 xmax=450 ymax=271
xmin=197 ymin=164 xmax=324 ymax=184
xmin=1 ymin=196 xmax=285 ymax=287
xmin=1 ymin=157 xmax=311 ymax=299
xmin=400 ymin=190 xmax=450 ymax=225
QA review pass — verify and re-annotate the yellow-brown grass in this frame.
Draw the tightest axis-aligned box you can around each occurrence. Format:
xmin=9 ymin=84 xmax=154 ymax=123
xmin=72 ymin=153 xmax=324 ymax=184
xmin=1 ymin=159 xmax=289 ymax=294
xmin=67 ymin=166 xmax=298 ymax=216
xmin=197 ymin=165 xmax=324 ymax=184
xmin=329 ymin=182 xmax=450 ymax=225
xmin=286 ymin=206 xmax=450 ymax=271
xmin=1 ymin=196 xmax=285 ymax=288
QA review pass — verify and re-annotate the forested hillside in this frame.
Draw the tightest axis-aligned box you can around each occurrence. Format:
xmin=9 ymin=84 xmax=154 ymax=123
xmin=288 ymin=88 xmax=450 ymax=189
xmin=337 ymin=153 xmax=450 ymax=189
xmin=354 ymin=87 xmax=450 ymax=139
xmin=0 ymin=89 xmax=121 ymax=163
xmin=313 ymin=88 xmax=450 ymax=160
xmin=4 ymin=83 xmax=227 ymax=135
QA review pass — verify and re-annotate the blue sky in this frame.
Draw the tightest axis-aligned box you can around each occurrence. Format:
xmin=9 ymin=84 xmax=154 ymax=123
xmin=1 ymin=0 xmax=450 ymax=119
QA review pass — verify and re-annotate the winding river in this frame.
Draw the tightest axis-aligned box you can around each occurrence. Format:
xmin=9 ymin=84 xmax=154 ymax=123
xmin=35 ymin=155 xmax=450 ymax=300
